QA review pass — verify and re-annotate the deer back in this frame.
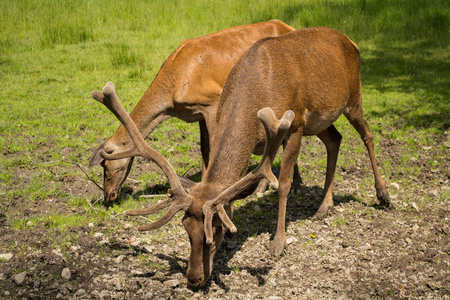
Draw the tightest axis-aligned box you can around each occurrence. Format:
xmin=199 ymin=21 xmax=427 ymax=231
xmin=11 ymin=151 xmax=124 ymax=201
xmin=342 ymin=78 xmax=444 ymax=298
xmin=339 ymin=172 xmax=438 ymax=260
xmin=206 ymin=27 xmax=361 ymax=186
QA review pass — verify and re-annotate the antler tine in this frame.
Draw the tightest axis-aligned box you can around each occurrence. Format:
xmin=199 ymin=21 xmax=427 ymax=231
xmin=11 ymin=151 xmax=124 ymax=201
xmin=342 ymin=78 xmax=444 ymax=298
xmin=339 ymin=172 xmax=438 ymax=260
xmin=91 ymin=82 xmax=192 ymax=230
xmin=91 ymin=82 xmax=187 ymax=195
xmin=134 ymin=199 xmax=192 ymax=231
xmin=203 ymin=108 xmax=295 ymax=244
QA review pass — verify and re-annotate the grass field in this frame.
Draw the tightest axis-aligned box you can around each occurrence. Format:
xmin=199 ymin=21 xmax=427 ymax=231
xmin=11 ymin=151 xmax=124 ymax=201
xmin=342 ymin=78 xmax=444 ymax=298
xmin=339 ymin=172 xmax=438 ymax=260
xmin=0 ymin=0 xmax=449 ymax=240
xmin=0 ymin=0 xmax=449 ymax=297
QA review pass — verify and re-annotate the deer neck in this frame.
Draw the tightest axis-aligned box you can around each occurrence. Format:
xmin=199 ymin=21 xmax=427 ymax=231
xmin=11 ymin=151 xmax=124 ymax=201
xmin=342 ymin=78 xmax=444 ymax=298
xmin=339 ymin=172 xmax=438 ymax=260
xmin=204 ymin=106 xmax=263 ymax=186
xmin=108 ymin=80 xmax=173 ymax=148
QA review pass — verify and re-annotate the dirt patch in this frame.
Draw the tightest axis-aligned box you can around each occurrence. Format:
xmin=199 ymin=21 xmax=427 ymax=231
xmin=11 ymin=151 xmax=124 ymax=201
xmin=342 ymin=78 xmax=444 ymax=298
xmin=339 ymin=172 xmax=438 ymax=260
xmin=0 ymin=133 xmax=449 ymax=299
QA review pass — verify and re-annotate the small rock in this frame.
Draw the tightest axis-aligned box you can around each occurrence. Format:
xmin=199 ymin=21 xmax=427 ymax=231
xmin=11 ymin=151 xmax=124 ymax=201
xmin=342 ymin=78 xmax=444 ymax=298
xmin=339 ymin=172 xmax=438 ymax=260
xmin=286 ymin=237 xmax=297 ymax=245
xmin=131 ymin=270 xmax=144 ymax=276
xmin=164 ymin=279 xmax=179 ymax=288
xmin=412 ymin=224 xmax=419 ymax=232
xmin=0 ymin=273 xmax=6 ymax=280
xmin=75 ymin=289 xmax=86 ymax=296
xmin=113 ymin=277 xmax=122 ymax=291
xmin=52 ymin=249 xmax=64 ymax=260
xmin=253 ymin=205 xmax=261 ymax=212
xmin=426 ymin=282 xmax=440 ymax=291
xmin=115 ymin=255 xmax=125 ymax=264
xmin=88 ymin=223 xmax=94 ymax=227
xmin=256 ymin=192 xmax=264 ymax=198
xmin=13 ymin=271 xmax=27 ymax=285
xmin=429 ymin=190 xmax=438 ymax=197
xmin=130 ymin=241 xmax=141 ymax=247
xmin=69 ymin=246 xmax=79 ymax=252
xmin=99 ymin=239 xmax=109 ymax=246
xmin=93 ymin=232 xmax=103 ymax=239
xmin=390 ymin=182 xmax=400 ymax=190
xmin=123 ymin=223 xmax=133 ymax=229
xmin=0 ymin=253 xmax=13 ymax=261
xmin=341 ymin=241 xmax=351 ymax=248
xmin=142 ymin=245 xmax=153 ymax=253
xmin=61 ymin=267 xmax=71 ymax=280
xmin=411 ymin=202 xmax=419 ymax=211
xmin=267 ymin=296 xmax=282 ymax=300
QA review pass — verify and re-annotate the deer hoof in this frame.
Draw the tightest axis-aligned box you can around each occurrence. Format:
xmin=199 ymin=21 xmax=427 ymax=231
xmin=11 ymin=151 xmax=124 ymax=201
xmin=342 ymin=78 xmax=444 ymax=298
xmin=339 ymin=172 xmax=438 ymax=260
xmin=376 ymin=188 xmax=392 ymax=209
xmin=269 ymin=237 xmax=286 ymax=257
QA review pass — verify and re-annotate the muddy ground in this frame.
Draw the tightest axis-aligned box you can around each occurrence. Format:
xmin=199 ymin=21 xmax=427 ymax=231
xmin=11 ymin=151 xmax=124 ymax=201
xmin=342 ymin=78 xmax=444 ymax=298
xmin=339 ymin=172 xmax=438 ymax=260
xmin=0 ymin=130 xmax=449 ymax=299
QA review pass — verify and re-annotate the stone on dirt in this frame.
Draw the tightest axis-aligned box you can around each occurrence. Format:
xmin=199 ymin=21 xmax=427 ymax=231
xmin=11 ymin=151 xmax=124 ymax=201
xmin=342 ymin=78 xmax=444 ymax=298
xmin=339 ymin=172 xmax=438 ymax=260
xmin=61 ymin=267 xmax=71 ymax=280
xmin=115 ymin=255 xmax=125 ymax=264
xmin=13 ymin=271 xmax=27 ymax=285
xmin=0 ymin=253 xmax=13 ymax=261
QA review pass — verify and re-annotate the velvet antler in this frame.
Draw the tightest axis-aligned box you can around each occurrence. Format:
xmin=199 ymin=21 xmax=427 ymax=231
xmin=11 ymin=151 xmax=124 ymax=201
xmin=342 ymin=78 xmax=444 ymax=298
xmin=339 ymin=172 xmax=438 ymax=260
xmin=202 ymin=108 xmax=295 ymax=244
xmin=91 ymin=82 xmax=193 ymax=230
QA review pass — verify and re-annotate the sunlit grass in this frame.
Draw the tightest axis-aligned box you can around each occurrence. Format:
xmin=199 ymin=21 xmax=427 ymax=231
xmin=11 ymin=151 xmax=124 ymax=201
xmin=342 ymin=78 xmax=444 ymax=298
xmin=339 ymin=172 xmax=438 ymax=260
xmin=0 ymin=0 xmax=448 ymax=227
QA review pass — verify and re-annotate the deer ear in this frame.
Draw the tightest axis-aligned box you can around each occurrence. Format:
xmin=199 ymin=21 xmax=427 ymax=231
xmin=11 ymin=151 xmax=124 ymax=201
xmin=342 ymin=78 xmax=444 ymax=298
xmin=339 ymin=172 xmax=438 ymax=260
xmin=177 ymin=175 xmax=197 ymax=193
xmin=89 ymin=144 xmax=106 ymax=167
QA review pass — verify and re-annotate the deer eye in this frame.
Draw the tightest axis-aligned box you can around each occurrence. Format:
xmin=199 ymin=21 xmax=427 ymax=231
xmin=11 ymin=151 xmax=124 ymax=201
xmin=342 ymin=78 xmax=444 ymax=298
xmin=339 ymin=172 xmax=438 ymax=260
xmin=214 ymin=226 xmax=222 ymax=235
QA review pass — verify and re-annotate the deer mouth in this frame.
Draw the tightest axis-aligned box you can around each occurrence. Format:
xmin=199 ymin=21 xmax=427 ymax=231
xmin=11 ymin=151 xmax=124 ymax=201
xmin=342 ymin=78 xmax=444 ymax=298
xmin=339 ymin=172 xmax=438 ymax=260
xmin=104 ymin=188 xmax=120 ymax=203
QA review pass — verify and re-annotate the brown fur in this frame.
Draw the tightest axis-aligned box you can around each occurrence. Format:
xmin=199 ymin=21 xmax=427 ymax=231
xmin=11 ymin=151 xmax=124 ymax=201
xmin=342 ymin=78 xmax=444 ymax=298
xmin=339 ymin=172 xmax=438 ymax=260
xmin=91 ymin=26 xmax=391 ymax=288
xmin=89 ymin=20 xmax=295 ymax=202
xmin=182 ymin=27 xmax=390 ymax=286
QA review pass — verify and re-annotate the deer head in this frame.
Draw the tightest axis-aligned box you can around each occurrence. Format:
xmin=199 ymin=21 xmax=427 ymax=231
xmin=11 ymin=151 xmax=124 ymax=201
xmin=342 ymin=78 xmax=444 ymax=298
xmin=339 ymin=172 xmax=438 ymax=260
xmin=91 ymin=82 xmax=294 ymax=287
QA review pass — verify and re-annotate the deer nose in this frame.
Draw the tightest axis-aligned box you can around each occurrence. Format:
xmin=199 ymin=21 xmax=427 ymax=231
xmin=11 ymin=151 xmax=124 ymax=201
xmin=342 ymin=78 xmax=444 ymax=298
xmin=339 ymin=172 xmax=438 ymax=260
xmin=187 ymin=274 xmax=204 ymax=288
xmin=105 ymin=189 xmax=118 ymax=202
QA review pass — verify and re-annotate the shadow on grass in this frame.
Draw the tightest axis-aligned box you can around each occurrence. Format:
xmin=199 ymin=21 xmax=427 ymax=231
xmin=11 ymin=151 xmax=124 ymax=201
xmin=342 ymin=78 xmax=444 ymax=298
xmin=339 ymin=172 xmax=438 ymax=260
xmin=274 ymin=0 xmax=450 ymax=131
xmin=361 ymin=44 xmax=450 ymax=131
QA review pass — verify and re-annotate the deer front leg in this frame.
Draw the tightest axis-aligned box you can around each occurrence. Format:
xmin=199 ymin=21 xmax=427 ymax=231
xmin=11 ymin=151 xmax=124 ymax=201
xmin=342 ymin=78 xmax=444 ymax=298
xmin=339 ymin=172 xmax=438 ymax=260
xmin=270 ymin=130 xmax=303 ymax=257
xmin=313 ymin=125 xmax=342 ymax=220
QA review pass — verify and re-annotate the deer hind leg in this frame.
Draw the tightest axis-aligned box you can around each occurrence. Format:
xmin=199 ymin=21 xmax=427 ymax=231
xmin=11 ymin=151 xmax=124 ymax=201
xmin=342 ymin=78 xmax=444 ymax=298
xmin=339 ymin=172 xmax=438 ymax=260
xmin=313 ymin=125 xmax=342 ymax=220
xmin=270 ymin=130 xmax=303 ymax=257
xmin=344 ymin=107 xmax=391 ymax=208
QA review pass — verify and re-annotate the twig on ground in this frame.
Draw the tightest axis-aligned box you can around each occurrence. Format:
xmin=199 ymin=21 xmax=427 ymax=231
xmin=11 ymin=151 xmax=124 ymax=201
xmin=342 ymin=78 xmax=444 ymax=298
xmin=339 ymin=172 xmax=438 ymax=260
xmin=182 ymin=165 xmax=197 ymax=177
xmin=126 ymin=177 xmax=142 ymax=183
xmin=138 ymin=216 xmax=153 ymax=223
xmin=111 ymin=212 xmax=125 ymax=219
xmin=61 ymin=160 xmax=104 ymax=191
xmin=139 ymin=194 xmax=168 ymax=199
xmin=85 ymin=197 xmax=102 ymax=213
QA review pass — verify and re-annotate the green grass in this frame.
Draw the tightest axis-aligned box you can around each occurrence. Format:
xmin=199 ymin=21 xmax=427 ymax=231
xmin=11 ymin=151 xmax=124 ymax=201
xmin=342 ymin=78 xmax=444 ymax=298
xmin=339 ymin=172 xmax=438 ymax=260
xmin=0 ymin=0 xmax=448 ymax=235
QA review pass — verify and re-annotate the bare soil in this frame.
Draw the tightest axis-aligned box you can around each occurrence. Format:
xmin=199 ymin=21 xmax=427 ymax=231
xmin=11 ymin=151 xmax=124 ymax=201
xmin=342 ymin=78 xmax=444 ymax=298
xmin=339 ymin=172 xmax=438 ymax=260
xmin=0 ymin=132 xmax=449 ymax=299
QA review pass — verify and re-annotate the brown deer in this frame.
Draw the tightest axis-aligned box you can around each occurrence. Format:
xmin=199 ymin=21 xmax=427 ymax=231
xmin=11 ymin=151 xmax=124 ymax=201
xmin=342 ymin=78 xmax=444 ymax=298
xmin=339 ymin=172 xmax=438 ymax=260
xmin=89 ymin=20 xmax=296 ymax=202
xmin=90 ymin=27 xmax=391 ymax=287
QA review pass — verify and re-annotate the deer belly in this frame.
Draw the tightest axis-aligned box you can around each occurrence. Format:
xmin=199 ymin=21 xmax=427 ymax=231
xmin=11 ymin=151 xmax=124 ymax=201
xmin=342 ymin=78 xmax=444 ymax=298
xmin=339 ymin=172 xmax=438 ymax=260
xmin=303 ymin=109 xmax=343 ymax=136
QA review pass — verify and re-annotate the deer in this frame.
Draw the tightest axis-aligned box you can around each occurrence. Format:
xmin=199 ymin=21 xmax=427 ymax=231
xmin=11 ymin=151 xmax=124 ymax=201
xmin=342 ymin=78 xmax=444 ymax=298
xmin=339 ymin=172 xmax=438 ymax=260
xmin=88 ymin=20 xmax=296 ymax=203
xmin=90 ymin=27 xmax=391 ymax=288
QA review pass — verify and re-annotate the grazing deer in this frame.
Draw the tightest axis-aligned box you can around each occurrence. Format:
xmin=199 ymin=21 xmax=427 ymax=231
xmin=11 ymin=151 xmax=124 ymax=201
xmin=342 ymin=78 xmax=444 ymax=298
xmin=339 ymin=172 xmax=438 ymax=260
xmin=90 ymin=27 xmax=391 ymax=287
xmin=89 ymin=20 xmax=296 ymax=202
